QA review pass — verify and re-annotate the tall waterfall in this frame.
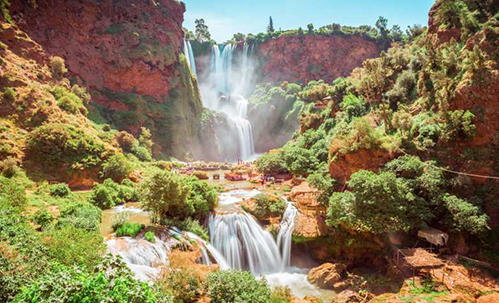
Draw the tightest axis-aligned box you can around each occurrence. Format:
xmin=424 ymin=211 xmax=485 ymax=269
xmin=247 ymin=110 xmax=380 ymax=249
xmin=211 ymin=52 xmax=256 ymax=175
xmin=203 ymin=43 xmax=255 ymax=160
xmin=183 ymin=40 xmax=197 ymax=77
xmin=208 ymin=202 xmax=297 ymax=274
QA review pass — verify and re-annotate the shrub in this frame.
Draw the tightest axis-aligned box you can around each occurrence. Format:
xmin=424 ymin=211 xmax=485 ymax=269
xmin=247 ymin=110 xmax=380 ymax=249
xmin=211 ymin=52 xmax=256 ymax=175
xmin=0 ymin=156 xmax=19 ymax=177
xmin=145 ymin=231 xmax=155 ymax=243
xmin=270 ymin=286 xmax=293 ymax=303
xmin=111 ymin=212 xmax=131 ymax=231
xmin=161 ymin=267 xmax=202 ymax=303
xmin=252 ymin=194 xmax=287 ymax=220
xmin=49 ymin=56 xmax=67 ymax=79
xmin=13 ymin=255 xmax=173 ymax=303
xmin=71 ymin=84 xmax=91 ymax=105
xmin=131 ymin=143 xmax=152 ymax=161
xmin=141 ymin=171 xmax=217 ymax=224
xmin=0 ymin=175 xmax=27 ymax=209
xmin=57 ymin=201 xmax=102 ymax=232
xmin=43 ymin=225 xmax=105 ymax=268
xmin=116 ymin=222 xmax=143 ymax=237
xmin=49 ymin=183 xmax=71 ymax=197
xmin=205 ymin=270 xmax=271 ymax=303
xmin=30 ymin=208 xmax=55 ymax=228
xmin=100 ymin=153 xmax=133 ymax=182
xmin=115 ymin=131 xmax=136 ymax=152
xmin=88 ymin=178 xmax=135 ymax=210
xmin=26 ymin=123 xmax=104 ymax=170
xmin=3 ymin=87 xmax=15 ymax=101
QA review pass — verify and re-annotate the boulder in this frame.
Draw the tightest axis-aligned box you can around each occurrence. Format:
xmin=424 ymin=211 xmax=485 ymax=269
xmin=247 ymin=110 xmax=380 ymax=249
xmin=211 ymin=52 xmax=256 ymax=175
xmin=307 ymin=263 xmax=347 ymax=290
xmin=478 ymin=294 xmax=499 ymax=303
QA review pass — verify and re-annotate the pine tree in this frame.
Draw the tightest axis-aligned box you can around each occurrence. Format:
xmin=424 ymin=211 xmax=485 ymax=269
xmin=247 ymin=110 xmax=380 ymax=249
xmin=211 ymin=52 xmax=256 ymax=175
xmin=267 ymin=16 xmax=275 ymax=33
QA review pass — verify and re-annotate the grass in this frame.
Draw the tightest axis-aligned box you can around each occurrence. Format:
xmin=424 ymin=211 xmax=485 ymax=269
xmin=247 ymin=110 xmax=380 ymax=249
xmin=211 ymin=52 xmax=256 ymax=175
xmin=116 ymin=222 xmax=143 ymax=237
xmin=145 ymin=231 xmax=155 ymax=243
xmin=399 ymin=280 xmax=449 ymax=303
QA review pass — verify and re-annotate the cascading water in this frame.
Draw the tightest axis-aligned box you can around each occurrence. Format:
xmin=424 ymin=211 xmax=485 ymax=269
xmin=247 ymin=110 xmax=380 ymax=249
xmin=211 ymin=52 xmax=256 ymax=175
xmin=203 ymin=43 xmax=255 ymax=160
xmin=208 ymin=201 xmax=297 ymax=274
xmin=183 ymin=40 xmax=197 ymax=77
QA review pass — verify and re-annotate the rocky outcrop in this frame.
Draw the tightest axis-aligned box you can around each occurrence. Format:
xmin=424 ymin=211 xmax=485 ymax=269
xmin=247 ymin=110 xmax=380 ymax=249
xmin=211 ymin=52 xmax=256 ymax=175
xmin=289 ymin=182 xmax=328 ymax=239
xmin=10 ymin=0 xmax=204 ymax=159
xmin=329 ymin=148 xmax=395 ymax=186
xmin=307 ymin=263 xmax=347 ymax=290
xmin=257 ymin=34 xmax=383 ymax=84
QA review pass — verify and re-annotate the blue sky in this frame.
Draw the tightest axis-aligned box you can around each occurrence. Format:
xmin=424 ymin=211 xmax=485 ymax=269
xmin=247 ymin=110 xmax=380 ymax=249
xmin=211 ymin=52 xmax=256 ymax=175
xmin=182 ymin=0 xmax=436 ymax=43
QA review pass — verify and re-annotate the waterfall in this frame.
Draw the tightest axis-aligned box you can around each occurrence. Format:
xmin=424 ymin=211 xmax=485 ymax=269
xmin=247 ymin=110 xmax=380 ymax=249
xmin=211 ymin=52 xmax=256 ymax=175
xmin=183 ymin=40 xmax=197 ymax=77
xmin=277 ymin=202 xmax=298 ymax=271
xmin=205 ymin=43 xmax=255 ymax=160
xmin=208 ymin=203 xmax=297 ymax=274
xmin=208 ymin=211 xmax=282 ymax=274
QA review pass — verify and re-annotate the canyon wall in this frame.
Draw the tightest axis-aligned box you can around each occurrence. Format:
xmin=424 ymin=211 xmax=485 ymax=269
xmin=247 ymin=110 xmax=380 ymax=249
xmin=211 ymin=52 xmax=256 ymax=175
xmin=10 ymin=0 xmax=204 ymax=159
xmin=256 ymin=34 xmax=383 ymax=84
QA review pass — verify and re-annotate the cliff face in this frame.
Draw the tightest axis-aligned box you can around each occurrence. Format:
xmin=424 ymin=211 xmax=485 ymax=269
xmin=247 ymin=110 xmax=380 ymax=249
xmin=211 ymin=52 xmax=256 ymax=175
xmin=257 ymin=34 xmax=383 ymax=84
xmin=10 ymin=0 xmax=203 ymax=159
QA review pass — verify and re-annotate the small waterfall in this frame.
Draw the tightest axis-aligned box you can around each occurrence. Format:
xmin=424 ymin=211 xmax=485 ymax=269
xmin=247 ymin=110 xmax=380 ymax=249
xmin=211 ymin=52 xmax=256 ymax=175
xmin=208 ymin=203 xmax=297 ymax=274
xmin=208 ymin=211 xmax=282 ymax=274
xmin=183 ymin=40 xmax=197 ymax=77
xmin=277 ymin=202 xmax=298 ymax=271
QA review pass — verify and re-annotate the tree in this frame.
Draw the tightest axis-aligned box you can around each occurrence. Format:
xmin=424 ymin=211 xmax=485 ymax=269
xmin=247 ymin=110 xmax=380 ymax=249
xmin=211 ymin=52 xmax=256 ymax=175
xmin=375 ymin=16 xmax=389 ymax=40
xmin=389 ymin=25 xmax=403 ymax=42
xmin=233 ymin=33 xmax=246 ymax=42
xmin=267 ymin=16 xmax=275 ymax=33
xmin=195 ymin=19 xmax=211 ymax=42
xmin=307 ymin=23 xmax=314 ymax=34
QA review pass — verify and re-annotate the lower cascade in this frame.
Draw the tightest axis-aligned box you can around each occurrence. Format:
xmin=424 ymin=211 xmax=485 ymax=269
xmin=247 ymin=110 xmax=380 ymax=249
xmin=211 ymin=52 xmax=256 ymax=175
xmin=208 ymin=201 xmax=297 ymax=274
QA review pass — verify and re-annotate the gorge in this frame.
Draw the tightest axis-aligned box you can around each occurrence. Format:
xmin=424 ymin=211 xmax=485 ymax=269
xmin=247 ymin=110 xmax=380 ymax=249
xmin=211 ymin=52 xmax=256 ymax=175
xmin=2 ymin=0 xmax=499 ymax=303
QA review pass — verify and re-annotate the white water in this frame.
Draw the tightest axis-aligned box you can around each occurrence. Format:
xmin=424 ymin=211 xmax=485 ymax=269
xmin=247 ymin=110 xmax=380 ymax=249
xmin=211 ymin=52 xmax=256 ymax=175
xmin=277 ymin=203 xmax=298 ymax=271
xmin=183 ymin=40 xmax=197 ymax=77
xmin=202 ymin=43 xmax=256 ymax=160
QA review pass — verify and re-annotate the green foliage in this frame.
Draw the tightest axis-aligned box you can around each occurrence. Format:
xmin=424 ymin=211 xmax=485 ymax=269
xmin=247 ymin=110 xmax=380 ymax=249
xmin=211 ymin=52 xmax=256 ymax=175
xmin=1 ymin=0 xmax=12 ymax=24
xmin=267 ymin=16 xmax=275 ymax=33
xmin=30 ymin=208 xmax=55 ymax=228
xmin=340 ymin=94 xmax=368 ymax=122
xmin=252 ymin=194 xmax=287 ymax=220
xmin=270 ymin=287 xmax=293 ymax=303
xmin=145 ymin=231 xmax=155 ymax=243
xmin=57 ymin=201 xmax=102 ymax=232
xmin=49 ymin=183 xmax=71 ymax=197
xmin=195 ymin=19 xmax=212 ymax=42
xmin=26 ymin=123 xmax=105 ymax=170
xmin=205 ymin=270 xmax=271 ymax=303
xmin=327 ymin=155 xmax=489 ymax=235
xmin=116 ymin=222 xmax=143 ymax=237
xmin=306 ymin=164 xmax=336 ymax=205
xmin=14 ymin=255 xmax=172 ymax=303
xmin=88 ymin=178 xmax=136 ymax=210
xmin=161 ymin=267 xmax=201 ymax=303
xmin=255 ymin=152 xmax=288 ymax=175
xmin=140 ymin=171 xmax=217 ymax=222
xmin=0 ymin=175 xmax=27 ymax=209
xmin=100 ymin=153 xmax=133 ymax=182
xmin=43 ymin=225 xmax=105 ymax=268
xmin=139 ymin=127 xmax=153 ymax=153
xmin=51 ymin=85 xmax=87 ymax=115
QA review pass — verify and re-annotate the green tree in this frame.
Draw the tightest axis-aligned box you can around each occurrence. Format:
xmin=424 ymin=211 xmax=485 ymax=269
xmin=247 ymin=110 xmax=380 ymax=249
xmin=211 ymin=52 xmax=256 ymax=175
xmin=195 ymin=19 xmax=212 ymax=42
xmin=375 ymin=16 xmax=389 ymax=40
xmin=307 ymin=23 xmax=314 ymax=34
xmin=205 ymin=270 xmax=271 ymax=303
xmin=267 ymin=16 xmax=275 ymax=33
xmin=100 ymin=153 xmax=133 ymax=182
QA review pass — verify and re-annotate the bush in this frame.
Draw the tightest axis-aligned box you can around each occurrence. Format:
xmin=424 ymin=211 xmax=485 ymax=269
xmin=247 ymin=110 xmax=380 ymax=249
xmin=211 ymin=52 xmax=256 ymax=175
xmin=30 ymin=208 xmax=55 ymax=228
xmin=26 ymin=123 xmax=105 ymax=170
xmin=111 ymin=212 xmax=131 ymax=231
xmin=161 ymin=267 xmax=202 ymax=303
xmin=43 ymin=225 xmax=105 ymax=268
xmin=88 ymin=178 xmax=137 ymax=210
xmin=116 ymin=222 xmax=143 ymax=237
xmin=57 ymin=201 xmax=102 ymax=232
xmin=205 ymin=270 xmax=271 ymax=303
xmin=270 ymin=286 xmax=293 ymax=303
xmin=252 ymin=194 xmax=287 ymax=220
xmin=0 ymin=156 xmax=19 ymax=177
xmin=255 ymin=152 xmax=288 ymax=175
xmin=100 ymin=153 xmax=133 ymax=182
xmin=49 ymin=183 xmax=71 ymax=197
xmin=14 ymin=255 xmax=173 ymax=303
xmin=140 ymin=171 xmax=217 ymax=222
xmin=145 ymin=231 xmax=155 ymax=243
xmin=49 ymin=56 xmax=67 ymax=79
xmin=0 ymin=175 xmax=27 ymax=209
xmin=131 ymin=143 xmax=152 ymax=161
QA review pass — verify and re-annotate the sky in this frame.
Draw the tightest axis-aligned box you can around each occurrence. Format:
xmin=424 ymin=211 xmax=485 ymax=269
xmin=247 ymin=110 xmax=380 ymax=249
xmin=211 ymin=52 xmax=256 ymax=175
xmin=182 ymin=0 xmax=436 ymax=43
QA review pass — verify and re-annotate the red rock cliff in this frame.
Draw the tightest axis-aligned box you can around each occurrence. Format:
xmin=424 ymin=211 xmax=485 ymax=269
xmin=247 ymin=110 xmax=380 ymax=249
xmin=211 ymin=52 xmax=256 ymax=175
xmin=257 ymin=34 xmax=383 ymax=84
xmin=10 ymin=0 xmax=204 ymax=159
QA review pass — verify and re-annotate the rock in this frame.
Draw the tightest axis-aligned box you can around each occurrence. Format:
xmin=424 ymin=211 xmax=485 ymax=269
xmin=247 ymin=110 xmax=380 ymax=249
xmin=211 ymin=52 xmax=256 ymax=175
xmin=257 ymin=35 xmax=383 ymax=84
xmin=307 ymin=263 xmax=347 ymax=290
xmin=335 ymin=290 xmax=360 ymax=303
xmin=478 ymin=294 xmax=499 ymax=303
